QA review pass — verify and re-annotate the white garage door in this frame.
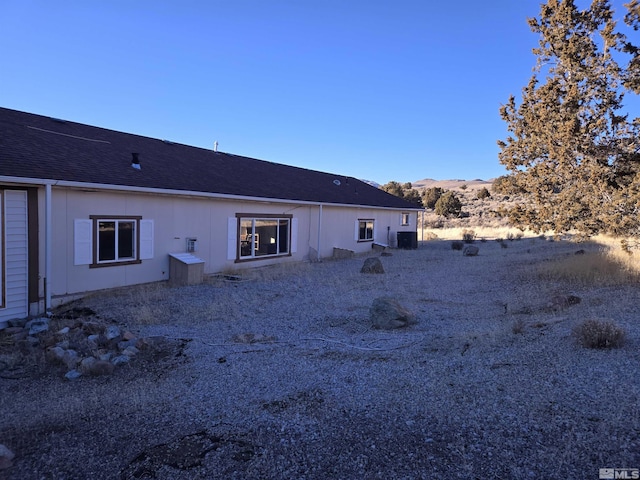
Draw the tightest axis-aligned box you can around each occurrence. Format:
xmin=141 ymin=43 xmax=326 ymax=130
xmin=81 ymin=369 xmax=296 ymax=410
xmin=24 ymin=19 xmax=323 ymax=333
xmin=1 ymin=190 xmax=28 ymax=325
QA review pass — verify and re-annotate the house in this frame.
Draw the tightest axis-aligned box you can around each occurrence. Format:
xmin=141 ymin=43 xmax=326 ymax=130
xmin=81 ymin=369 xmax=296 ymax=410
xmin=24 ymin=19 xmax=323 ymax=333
xmin=0 ymin=107 xmax=421 ymax=324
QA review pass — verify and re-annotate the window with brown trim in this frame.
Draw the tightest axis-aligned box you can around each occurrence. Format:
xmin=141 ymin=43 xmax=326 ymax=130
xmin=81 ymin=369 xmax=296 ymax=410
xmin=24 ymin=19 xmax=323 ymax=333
xmin=90 ymin=216 xmax=142 ymax=267
xmin=236 ymin=214 xmax=292 ymax=261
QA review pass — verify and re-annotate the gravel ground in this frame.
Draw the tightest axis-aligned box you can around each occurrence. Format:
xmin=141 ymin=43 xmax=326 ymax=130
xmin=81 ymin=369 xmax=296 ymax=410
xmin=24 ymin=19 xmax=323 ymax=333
xmin=2 ymin=237 xmax=640 ymax=479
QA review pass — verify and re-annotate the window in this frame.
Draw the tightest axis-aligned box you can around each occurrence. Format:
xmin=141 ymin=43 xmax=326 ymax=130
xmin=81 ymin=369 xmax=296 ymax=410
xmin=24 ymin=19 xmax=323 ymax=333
xmin=74 ymin=216 xmax=153 ymax=267
xmin=358 ymin=219 xmax=374 ymax=242
xmin=236 ymin=214 xmax=292 ymax=260
xmin=401 ymin=213 xmax=411 ymax=226
xmin=97 ymin=219 xmax=136 ymax=263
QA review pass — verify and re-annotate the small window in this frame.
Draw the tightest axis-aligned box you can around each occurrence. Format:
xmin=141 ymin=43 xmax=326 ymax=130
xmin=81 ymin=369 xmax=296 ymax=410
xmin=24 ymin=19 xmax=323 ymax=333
xmin=401 ymin=213 xmax=411 ymax=226
xmin=236 ymin=214 xmax=292 ymax=261
xmin=90 ymin=216 xmax=142 ymax=267
xmin=358 ymin=219 xmax=374 ymax=242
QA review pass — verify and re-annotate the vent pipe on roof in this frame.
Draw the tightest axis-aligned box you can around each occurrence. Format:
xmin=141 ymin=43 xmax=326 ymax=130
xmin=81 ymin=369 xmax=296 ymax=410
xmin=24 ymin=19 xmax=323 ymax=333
xmin=214 ymin=141 xmax=219 ymax=152
xmin=131 ymin=152 xmax=141 ymax=170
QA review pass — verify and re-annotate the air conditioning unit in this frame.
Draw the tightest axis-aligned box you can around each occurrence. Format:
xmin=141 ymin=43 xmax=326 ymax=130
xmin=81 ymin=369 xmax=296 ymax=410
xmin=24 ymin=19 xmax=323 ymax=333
xmin=186 ymin=238 xmax=198 ymax=253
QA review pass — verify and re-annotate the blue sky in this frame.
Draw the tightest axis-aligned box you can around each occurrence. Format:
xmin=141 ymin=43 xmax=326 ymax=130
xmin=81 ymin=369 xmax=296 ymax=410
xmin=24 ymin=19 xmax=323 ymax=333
xmin=1 ymin=1 xmax=636 ymax=183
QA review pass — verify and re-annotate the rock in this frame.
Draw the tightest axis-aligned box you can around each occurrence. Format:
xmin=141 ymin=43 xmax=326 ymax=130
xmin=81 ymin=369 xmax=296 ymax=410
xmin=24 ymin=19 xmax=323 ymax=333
xmin=62 ymin=349 xmax=80 ymax=370
xmin=0 ymin=444 xmax=15 ymax=470
xmin=57 ymin=326 xmax=70 ymax=335
xmin=82 ymin=321 xmax=104 ymax=335
xmin=26 ymin=317 xmax=50 ymax=335
xmin=122 ymin=346 xmax=139 ymax=357
xmin=575 ymin=249 xmax=585 ymax=255
xmin=122 ymin=330 xmax=137 ymax=341
xmin=64 ymin=369 xmax=82 ymax=381
xmin=111 ymin=355 xmax=130 ymax=366
xmin=46 ymin=346 xmax=66 ymax=364
xmin=105 ymin=325 xmax=121 ymax=340
xmin=361 ymin=257 xmax=385 ymax=274
xmin=462 ymin=245 xmax=479 ymax=256
xmin=370 ymin=297 xmax=417 ymax=329
xmin=80 ymin=356 xmax=97 ymax=372
xmin=118 ymin=339 xmax=138 ymax=351
xmin=80 ymin=356 xmax=115 ymax=375
xmin=98 ymin=351 xmax=113 ymax=362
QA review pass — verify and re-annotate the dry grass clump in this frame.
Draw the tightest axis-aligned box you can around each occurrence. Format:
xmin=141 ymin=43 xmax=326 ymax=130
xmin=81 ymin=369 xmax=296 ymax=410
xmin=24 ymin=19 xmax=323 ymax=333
xmin=573 ymin=319 xmax=626 ymax=349
xmin=536 ymin=251 xmax=640 ymax=287
xmin=511 ymin=318 xmax=526 ymax=334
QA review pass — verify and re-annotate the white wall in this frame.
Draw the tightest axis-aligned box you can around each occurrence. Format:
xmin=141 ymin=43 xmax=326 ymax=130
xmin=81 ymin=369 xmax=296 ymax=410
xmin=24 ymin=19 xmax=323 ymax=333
xmin=42 ymin=187 xmax=416 ymax=299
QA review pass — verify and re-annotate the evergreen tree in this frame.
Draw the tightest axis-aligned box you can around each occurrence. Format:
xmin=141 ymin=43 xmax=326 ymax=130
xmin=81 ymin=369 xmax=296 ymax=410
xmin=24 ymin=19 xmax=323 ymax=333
xmin=477 ymin=187 xmax=491 ymax=200
xmin=435 ymin=191 xmax=462 ymax=218
xmin=423 ymin=186 xmax=444 ymax=209
xmin=380 ymin=181 xmax=405 ymax=198
xmin=381 ymin=181 xmax=423 ymax=206
xmin=498 ymin=0 xmax=640 ymax=236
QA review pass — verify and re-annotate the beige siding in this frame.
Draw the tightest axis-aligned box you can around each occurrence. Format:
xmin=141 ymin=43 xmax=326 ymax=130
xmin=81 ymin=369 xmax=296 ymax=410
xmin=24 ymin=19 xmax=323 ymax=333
xmin=37 ymin=187 xmax=416 ymax=300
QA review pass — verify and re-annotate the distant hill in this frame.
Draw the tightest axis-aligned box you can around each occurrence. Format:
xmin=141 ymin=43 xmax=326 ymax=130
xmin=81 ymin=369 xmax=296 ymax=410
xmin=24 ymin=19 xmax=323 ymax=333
xmin=411 ymin=178 xmax=493 ymax=191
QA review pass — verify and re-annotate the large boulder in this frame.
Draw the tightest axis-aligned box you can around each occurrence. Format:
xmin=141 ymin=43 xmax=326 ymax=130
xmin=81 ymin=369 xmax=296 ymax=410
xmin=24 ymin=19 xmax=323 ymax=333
xmin=370 ymin=297 xmax=417 ymax=329
xmin=361 ymin=257 xmax=385 ymax=274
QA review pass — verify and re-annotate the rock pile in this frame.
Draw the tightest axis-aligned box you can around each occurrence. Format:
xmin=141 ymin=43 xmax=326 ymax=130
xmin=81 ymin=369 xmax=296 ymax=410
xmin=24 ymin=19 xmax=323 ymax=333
xmin=1 ymin=307 xmax=178 ymax=380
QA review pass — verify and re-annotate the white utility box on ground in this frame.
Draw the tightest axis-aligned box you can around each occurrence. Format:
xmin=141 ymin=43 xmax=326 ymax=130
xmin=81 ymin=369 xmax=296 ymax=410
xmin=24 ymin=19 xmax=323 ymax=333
xmin=168 ymin=253 xmax=205 ymax=286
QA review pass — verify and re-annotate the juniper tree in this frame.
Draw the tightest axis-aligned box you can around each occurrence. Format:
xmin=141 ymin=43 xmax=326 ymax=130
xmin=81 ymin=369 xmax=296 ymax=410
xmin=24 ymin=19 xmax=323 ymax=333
xmin=498 ymin=0 xmax=640 ymax=236
xmin=423 ymin=186 xmax=444 ymax=209
xmin=380 ymin=181 xmax=423 ymax=206
xmin=435 ymin=191 xmax=462 ymax=218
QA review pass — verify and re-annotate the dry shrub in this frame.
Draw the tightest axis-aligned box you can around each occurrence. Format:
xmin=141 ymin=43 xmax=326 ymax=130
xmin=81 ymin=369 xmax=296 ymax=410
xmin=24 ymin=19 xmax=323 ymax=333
xmin=512 ymin=319 xmax=525 ymax=334
xmin=462 ymin=229 xmax=476 ymax=243
xmin=536 ymin=251 xmax=640 ymax=287
xmin=451 ymin=240 xmax=464 ymax=250
xmin=573 ymin=319 xmax=626 ymax=349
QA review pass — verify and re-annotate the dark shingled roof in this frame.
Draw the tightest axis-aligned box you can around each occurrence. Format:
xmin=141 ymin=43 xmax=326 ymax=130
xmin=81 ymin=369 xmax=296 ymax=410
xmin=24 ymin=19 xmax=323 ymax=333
xmin=0 ymin=107 xmax=420 ymax=210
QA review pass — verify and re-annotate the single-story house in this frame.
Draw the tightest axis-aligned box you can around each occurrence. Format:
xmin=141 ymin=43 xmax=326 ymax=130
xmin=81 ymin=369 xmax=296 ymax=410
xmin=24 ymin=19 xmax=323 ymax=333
xmin=0 ymin=106 xmax=421 ymax=324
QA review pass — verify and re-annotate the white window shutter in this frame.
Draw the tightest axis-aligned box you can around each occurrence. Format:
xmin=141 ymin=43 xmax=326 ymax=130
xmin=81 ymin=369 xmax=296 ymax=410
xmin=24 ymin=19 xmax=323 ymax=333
xmin=140 ymin=219 xmax=154 ymax=260
xmin=291 ymin=218 xmax=298 ymax=253
xmin=227 ymin=217 xmax=237 ymax=260
xmin=354 ymin=220 xmax=359 ymax=241
xmin=74 ymin=219 xmax=93 ymax=265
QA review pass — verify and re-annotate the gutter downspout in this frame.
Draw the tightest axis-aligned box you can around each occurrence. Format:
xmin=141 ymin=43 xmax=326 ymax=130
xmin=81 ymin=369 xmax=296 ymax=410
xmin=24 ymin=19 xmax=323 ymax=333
xmin=45 ymin=183 xmax=52 ymax=315
xmin=317 ymin=204 xmax=323 ymax=261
